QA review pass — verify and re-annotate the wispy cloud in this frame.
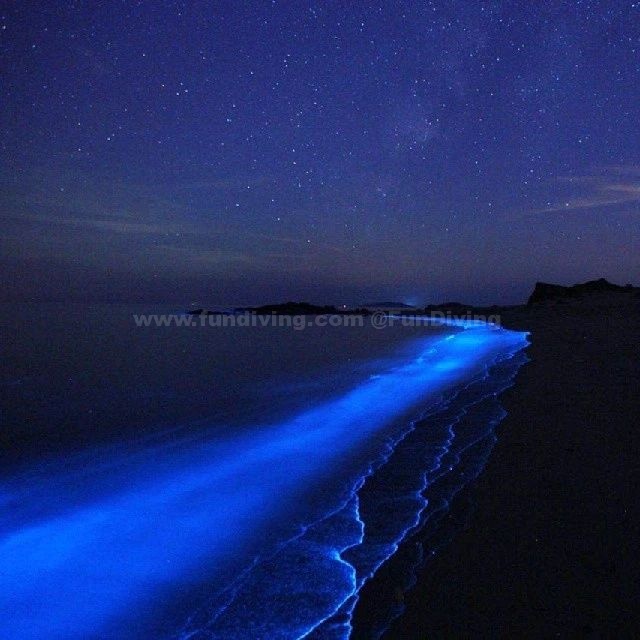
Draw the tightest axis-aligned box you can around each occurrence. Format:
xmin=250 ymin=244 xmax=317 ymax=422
xmin=0 ymin=166 xmax=350 ymax=273
xmin=2 ymin=212 xmax=182 ymax=236
xmin=0 ymin=210 xmax=349 ymax=270
xmin=538 ymin=166 xmax=640 ymax=213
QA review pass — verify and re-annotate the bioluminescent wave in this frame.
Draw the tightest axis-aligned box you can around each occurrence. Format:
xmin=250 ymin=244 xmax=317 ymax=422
xmin=0 ymin=320 xmax=528 ymax=640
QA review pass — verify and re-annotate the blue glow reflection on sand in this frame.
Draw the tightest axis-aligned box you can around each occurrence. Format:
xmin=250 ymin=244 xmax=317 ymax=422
xmin=0 ymin=322 xmax=527 ymax=640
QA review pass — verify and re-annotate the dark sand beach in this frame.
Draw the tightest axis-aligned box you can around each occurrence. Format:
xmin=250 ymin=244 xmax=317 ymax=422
xmin=354 ymin=290 xmax=640 ymax=637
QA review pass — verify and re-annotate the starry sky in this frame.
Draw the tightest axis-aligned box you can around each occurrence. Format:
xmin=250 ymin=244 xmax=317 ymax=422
xmin=1 ymin=1 xmax=639 ymax=305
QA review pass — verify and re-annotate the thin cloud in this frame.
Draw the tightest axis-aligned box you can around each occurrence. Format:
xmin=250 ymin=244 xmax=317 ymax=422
xmin=537 ymin=167 xmax=640 ymax=213
xmin=1 ymin=213 xmax=181 ymax=236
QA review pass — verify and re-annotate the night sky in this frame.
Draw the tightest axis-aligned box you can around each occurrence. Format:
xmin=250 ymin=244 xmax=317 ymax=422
xmin=1 ymin=1 xmax=639 ymax=305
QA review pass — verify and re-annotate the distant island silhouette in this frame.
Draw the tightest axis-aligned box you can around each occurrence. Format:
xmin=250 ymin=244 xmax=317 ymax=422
xmin=186 ymin=279 xmax=639 ymax=316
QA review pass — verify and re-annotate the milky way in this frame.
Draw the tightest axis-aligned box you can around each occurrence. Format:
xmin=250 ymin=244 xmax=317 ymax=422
xmin=1 ymin=1 xmax=638 ymax=304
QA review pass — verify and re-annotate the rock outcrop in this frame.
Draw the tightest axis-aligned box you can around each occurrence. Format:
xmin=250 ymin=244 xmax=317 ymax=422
xmin=527 ymin=278 xmax=637 ymax=305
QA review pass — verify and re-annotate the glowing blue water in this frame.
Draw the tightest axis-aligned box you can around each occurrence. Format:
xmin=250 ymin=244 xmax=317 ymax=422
xmin=0 ymin=314 xmax=527 ymax=640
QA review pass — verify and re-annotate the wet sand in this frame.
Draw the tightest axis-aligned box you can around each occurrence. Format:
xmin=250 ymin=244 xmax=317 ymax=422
xmin=354 ymin=295 xmax=640 ymax=637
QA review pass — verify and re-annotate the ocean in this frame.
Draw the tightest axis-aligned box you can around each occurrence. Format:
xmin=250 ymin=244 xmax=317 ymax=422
xmin=0 ymin=304 xmax=528 ymax=639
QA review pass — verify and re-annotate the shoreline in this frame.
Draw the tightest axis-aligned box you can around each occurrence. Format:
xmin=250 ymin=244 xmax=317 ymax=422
xmin=353 ymin=298 xmax=640 ymax=636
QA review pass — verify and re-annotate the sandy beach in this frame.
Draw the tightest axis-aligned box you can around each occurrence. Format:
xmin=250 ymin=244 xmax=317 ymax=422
xmin=353 ymin=292 xmax=640 ymax=637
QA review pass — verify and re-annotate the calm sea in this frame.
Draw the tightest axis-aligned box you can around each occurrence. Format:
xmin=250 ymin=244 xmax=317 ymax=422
xmin=0 ymin=304 xmax=528 ymax=639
